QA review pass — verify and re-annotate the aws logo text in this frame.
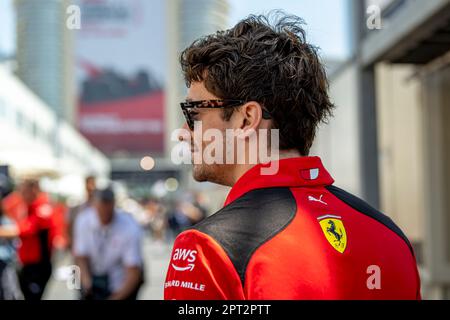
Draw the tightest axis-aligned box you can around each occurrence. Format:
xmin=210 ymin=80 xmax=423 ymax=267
xmin=171 ymin=248 xmax=197 ymax=272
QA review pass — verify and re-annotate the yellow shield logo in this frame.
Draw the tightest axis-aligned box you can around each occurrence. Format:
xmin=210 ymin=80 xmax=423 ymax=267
xmin=318 ymin=215 xmax=347 ymax=253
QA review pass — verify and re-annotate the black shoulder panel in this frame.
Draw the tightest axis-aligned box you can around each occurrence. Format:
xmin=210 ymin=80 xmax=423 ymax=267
xmin=192 ymin=187 xmax=297 ymax=286
xmin=326 ymin=185 xmax=414 ymax=253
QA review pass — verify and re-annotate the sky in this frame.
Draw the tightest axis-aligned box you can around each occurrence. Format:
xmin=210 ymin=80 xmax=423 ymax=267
xmin=0 ymin=0 xmax=15 ymax=56
xmin=228 ymin=0 xmax=352 ymax=60
xmin=0 ymin=0 xmax=351 ymax=60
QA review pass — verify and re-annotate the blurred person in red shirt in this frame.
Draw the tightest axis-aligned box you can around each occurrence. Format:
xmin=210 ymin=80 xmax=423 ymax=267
xmin=15 ymin=179 xmax=55 ymax=300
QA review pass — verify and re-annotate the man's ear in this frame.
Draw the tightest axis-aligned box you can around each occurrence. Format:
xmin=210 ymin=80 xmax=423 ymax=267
xmin=236 ymin=101 xmax=264 ymax=137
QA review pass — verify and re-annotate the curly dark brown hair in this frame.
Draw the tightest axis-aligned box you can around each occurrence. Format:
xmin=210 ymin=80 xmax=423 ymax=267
xmin=180 ymin=11 xmax=334 ymax=156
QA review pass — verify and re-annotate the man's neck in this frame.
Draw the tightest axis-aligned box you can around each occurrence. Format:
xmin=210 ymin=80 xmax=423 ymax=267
xmin=99 ymin=210 xmax=116 ymax=227
xmin=230 ymin=149 xmax=302 ymax=186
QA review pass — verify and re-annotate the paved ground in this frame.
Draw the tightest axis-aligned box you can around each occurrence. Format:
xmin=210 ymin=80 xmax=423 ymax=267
xmin=43 ymin=236 xmax=173 ymax=300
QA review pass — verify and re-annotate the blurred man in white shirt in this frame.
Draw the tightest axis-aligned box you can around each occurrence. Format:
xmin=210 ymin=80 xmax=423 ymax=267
xmin=73 ymin=187 xmax=144 ymax=300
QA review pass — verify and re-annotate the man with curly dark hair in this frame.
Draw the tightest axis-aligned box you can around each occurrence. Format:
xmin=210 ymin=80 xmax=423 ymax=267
xmin=165 ymin=12 xmax=421 ymax=300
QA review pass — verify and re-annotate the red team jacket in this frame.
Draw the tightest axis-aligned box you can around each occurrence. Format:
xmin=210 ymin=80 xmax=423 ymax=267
xmin=164 ymin=157 xmax=421 ymax=300
xmin=13 ymin=194 xmax=54 ymax=265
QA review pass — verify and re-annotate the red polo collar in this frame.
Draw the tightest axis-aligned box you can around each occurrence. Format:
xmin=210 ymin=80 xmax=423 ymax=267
xmin=224 ymin=156 xmax=334 ymax=206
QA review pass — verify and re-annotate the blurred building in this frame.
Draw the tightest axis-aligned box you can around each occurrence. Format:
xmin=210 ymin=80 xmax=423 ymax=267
xmin=15 ymin=0 xmax=76 ymax=124
xmin=314 ymin=0 xmax=450 ymax=299
xmin=0 ymin=64 xmax=110 ymax=200
xmin=71 ymin=0 xmax=168 ymax=199
xmin=180 ymin=0 xmax=230 ymax=49
xmin=59 ymin=0 xmax=231 ymax=201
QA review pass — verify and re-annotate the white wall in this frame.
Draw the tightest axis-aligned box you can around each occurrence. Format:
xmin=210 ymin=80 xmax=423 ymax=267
xmin=311 ymin=62 xmax=363 ymax=197
xmin=0 ymin=65 xmax=110 ymax=183
xmin=375 ymin=63 xmax=424 ymax=242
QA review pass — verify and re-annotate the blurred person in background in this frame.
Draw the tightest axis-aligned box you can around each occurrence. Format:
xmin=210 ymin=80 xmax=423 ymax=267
xmin=167 ymin=194 xmax=207 ymax=238
xmin=67 ymin=176 xmax=96 ymax=251
xmin=167 ymin=200 xmax=195 ymax=237
xmin=15 ymin=179 xmax=55 ymax=300
xmin=50 ymin=195 xmax=69 ymax=253
xmin=179 ymin=199 xmax=206 ymax=226
xmin=192 ymin=192 xmax=209 ymax=221
xmin=73 ymin=187 xmax=144 ymax=300
xmin=144 ymin=197 xmax=167 ymax=243
xmin=0 ymin=193 xmax=23 ymax=300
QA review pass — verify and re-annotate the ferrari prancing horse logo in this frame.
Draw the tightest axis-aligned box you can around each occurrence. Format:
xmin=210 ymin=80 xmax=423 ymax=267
xmin=318 ymin=215 xmax=347 ymax=253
